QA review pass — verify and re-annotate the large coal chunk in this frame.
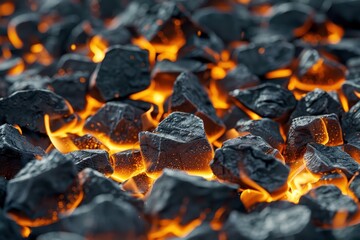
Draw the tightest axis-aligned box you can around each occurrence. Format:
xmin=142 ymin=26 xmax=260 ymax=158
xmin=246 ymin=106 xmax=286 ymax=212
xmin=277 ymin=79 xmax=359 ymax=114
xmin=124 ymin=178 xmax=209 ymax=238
xmin=211 ymin=141 xmax=289 ymax=194
xmin=223 ymin=205 xmax=321 ymax=240
xmin=84 ymin=102 xmax=144 ymax=145
xmin=111 ymin=149 xmax=145 ymax=181
xmin=5 ymin=151 xmax=81 ymax=226
xmin=299 ymin=185 xmax=358 ymax=225
xmin=122 ymin=173 xmax=153 ymax=197
xmin=232 ymin=38 xmax=295 ymax=75
xmin=95 ymin=45 xmax=150 ymax=101
xmin=304 ymin=143 xmax=360 ymax=178
xmin=342 ymin=101 xmax=360 ymax=141
xmin=145 ymin=169 xmax=241 ymax=226
xmin=139 ymin=112 xmax=213 ymax=176
xmin=0 ymin=124 xmax=44 ymax=179
xmin=235 ymin=118 xmax=284 ymax=151
xmin=65 ymin=150 xmax=113 ymax=177
xmin=0 ymin=90 xmax=72 ymax=133
xmin=0 ymin=211 xmax=23 ymax=240
xmin=230 ymin=83 xmax=296 ymax=120
xmin=284 ymin=114 xmax=343 ymax=163
xmin=170 ymin=72 xmax=225 ymax=140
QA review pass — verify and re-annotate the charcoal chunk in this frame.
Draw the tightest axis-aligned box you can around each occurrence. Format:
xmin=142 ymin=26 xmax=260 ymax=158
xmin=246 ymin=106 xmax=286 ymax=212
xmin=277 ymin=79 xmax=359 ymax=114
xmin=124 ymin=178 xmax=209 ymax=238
xmin=299 ymin=185 xmax=358 ymax=225
xmin=341 ymin=79 xmax=360 ymax=110
xmin=0 ymin=211 xmax=23 ymax=240
xmin=37 ymin=232 xmax=85 ymax=240
xmin=139 ymin=112 xmax=213 ymax=176
xmin=84 ymin=102 xmax=144 ymax=145
xmin=342 ymin=101 xmax=360 ymax=141
xmin=57 ymin=54 xmax=96 ymax=74
xmin=230 ymin=83 xmax=296 ymax=120
xmin=122 ymin=173 xmax=153 ymax=196
xmin=95 ymin=45 xmax=150 ymax=101
xmin=232 ymin=38 xmax=295 ymax=75
xmin=5 ymin=151 xmax=81 ymax=226
xmin=0 ymin=124 xmax=44 ymax=179
xmin=0 ymin=90 xmax=72 ymax=133
xmin=111 ymin=149 xmax=144 ymax=180
xmin=328 ymin=0 xmax=360 ymax=27
xmin=211 ymin=142 xmax=289 ymax=194
xmin=68 ymin=133 xmax=109 ymax=151
xmin=235 ymin=118 xmax=284 ymax=151
xmin=170 ymin=72 xmax=225 ymax=140
xmin=145 ymin=169 xmax=241 ymax=226
xmin=65 ymin=150 xmax=113 ymax=176
xmin=8 ymin=75 xmax=51 ymax=94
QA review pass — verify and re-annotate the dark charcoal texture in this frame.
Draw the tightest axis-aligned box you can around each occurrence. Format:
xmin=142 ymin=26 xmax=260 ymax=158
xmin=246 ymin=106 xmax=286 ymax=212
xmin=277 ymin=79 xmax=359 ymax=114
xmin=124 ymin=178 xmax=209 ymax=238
xmin=342 ymin=101 xmax=360 ymax=141
xmin=8 ymin=75 xmax=51 ymax=94
xmin=221 ymin=106 xmax=250 ymax=129
xmin=211 ymin=141 xmax=289 ymax=194
xmin=0 ymin=211 xmax=23 ymax=240
xmin=139 ymin=112 xmax=213 ymax=176
xmin=84 ymin=102 xmax=144 ymax=145
xmin=299 ymin=185 xmax=358 ymax=225
xmin=328 ymin=0 xmax=360 ymax=27
xmin=68 ymin=133 xmax=109 ymax=151
xmin=223 ymin=205 xmax=320 ymax=240
xmin=230 ymin=83 xmax=296 ymax=120
xmin=235 ymin=118 xmax=284 ymax=151
xmin=0 ymin=177 xmax=6 ymax=208
xmin=0 ymin=89 xmax=72 ymax=133
xmin=111 ymin=149 xmax=144 ymax=180
xmin=333 ymin=223 xmax=360 ymax=240
xmin=304 ymin=143 xmax=360 ymax=178
xmin=284 ymin=114 xmax=343 ymax=163
xmin=95 ymin=45 xmax=150 ymax=101
xmin=341 ymin=79 xmax=360 ymax=110
xmin=57 ymin=53 xmax=97 ymax=74
xmin=5 ymin=151 xmax=81 ymax=226
xmin=145 ymin=169 xmax=241 ymax=226
xmin=65 ymin=150 xmax=113 ymax=176
xmin=170 ymin=72 xmax=225 ymax=140
xmin=232 ymin=38 xmax=295 ymax=75
xmin=0 ymin=124 xmax=44 ymax=179
xmin=37 ymin=232 xmax=85 ymax=240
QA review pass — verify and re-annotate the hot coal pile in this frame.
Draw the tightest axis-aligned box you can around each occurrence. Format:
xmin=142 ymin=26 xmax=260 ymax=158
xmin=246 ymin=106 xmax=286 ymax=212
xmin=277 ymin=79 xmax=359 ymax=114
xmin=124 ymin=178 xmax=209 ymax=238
xmin=3 ymin=0 xmax=360 ymax=239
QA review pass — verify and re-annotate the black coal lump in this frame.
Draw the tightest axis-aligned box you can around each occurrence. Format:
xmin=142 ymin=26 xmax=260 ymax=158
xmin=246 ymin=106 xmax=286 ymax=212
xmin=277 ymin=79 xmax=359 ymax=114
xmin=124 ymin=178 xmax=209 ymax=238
xmin=231 ymin=38 xmax=295 ymax=75
xmin=0 ymin=124 xmax=44 ymax=179
xmin=0 ymin=89 xmax=73 ymax=133
xmin=65 ymin=149 xmax=113 ymax=176
xmin=84 ymin=102 xmax=144 ymax=145
xmin=342 ymin=101 xmax=360 ymax=141
xmin=111 ymin=149 xmax=144 ymax=180
xmin=5 ymin=151 xmax=81 ymax=226
xmin=37 ymin=232 xmax=85 ymax=240
xmin=328 ymin=0 xmax=360 ymax=28
xmin=145 ymin=169 xmax=241 ymax=226
xmin=230 ymin=83 xmax=297 ymax=120
xmin=170 ymin=72 xmax=225 ymax=140
xmin=235 ymin=118 xmax=284 ymax=151
xmin=0 ymin=211 xmax=23 ymax=240
xmin=222 ymin=205 xmax=320 ymax=240
xmin=56 ymin=53 xmax=97 ymax=74
xmin=341 ymin=79 xmax=360 ymax=110
xmin=139 ymin=112 xmax=213 ymax=175
xmin=94 ymin=45 xmax=150 ymax=101
xmin=210 ymin=143 xmax=289 ymax=194
xmin=299 ymin=185 xmax=358 ymax=225
xmin=304 ymin=143 xmax=360 ymax=178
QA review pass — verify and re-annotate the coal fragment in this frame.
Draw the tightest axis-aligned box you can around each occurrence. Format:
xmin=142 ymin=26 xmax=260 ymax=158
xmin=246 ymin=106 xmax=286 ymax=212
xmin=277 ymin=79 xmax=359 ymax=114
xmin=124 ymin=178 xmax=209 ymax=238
xmin=84 ymin=102 xmax=144 ymax=145
xmin=95 ymin=45 xmax=150 ymax=101
xmin=111 ymin=149 xmax=144 ymax=180
xmin=68 ymin=133 xmax=109 ymax=151
xmin=299 ymin=185 xmax=358 ymax=225
xmin=0 ymin=211 xmax=23 ymax=240
xmin=235 ymin=118 xmax=284 ymax=151
xmin=0 ymin=124 xmax=44 ymax=179
xmin=57 ymin=54 xmax=96 ymax=74
xmin=211 ymin=140 xmax=289 ymax=194
xmin=342 ymin=101 xmax=360 ymax=141
xmin=139 ymin=112 xmax=213 ymax=176
xmin=8 ymin=75 xmax=51 ymax=94
xmin=37 ymin=232 xmax=85 ymax=240
xmin=122 ymin=173 xmax=153 ymax=196
xmin=0 ymin=90 xmax=72 ymax=133
xmin=5 ymin=151 xmax=81 ymax=226
xmin=304 ymin=143 xmax=360 ymax=178
xmin=65 ymin=150 xmax=113 ymax=176
xmin=232 ymin=38 xmax=295 ymax=75
xmin=230 ymin=83 xmax=296 ymax=120
xmin=328 ymin=0 xmax=360 ymax=27
xmin=341 ymin=79 xmax=360 ymax=110
xmin=145 ymin=169 xmax=241 ymax=226
xmin=170 ymin=72 xmax=225 ymax=140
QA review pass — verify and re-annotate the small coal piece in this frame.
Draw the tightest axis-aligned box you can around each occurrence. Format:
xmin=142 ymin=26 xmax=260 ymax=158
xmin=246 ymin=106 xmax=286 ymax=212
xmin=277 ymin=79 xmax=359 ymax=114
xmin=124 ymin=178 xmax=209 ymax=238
xmin=84 ymin=102 xmax=144 ymax=145
xmin=342 ymin=101 xmax=360 ymax=141
xmin=0 ymin=211 xmax=23 ymax=240
xmin=0 ymin=124 xmax=44 ymax=179
xmin=299 ymin=185 xmax=358 ymax=225
xmin=0 ymin=89 xmax=72 ymax=133
xmin=145 ymin=169 xmax=241 ymax=226
xmin=111 ymin=149 xmax=145 ymax=180
xmin=170 ymin=72 xmax=225 ymax=140
xmin=65 ymin=149 xmax=113 ymax=176
xmin=235 ymin=118 xmax=284 ymax=151
xmin=139 ymin=112 xmax=213 ymax=176
xmin=68 ymin=133 xmax=109 ymax=151
xmin=341 ymin=79 xmax=360 ymax=110
xmin=122 ymin=172 xmax=153 ymax=196
xmin=211 ymin=141 xmax=289 ymax=194
xmin=5 ymin=151 xmax=81 ymax=226
xmin=304 ymin=143 xmax=360 ymax=178
xmin=230 ymin=83 xmax=297 ymax=120
xmin=94 ymin=45 xmax=150 ymax=101
xmin=56 ymin=53 xmax=97 ymax=74
xmin=232 ymin=38 xmax=295 ymax=75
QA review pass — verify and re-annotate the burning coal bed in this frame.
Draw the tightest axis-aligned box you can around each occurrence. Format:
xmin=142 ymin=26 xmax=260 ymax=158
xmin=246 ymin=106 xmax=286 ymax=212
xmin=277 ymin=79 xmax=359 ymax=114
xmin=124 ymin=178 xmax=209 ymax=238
xmin=3 ymin=0 xmax=360 ymax=239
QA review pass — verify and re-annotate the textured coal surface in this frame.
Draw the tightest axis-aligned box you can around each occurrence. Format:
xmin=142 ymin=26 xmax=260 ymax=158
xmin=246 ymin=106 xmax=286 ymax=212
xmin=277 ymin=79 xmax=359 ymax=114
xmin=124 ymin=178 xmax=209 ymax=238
xmin=111 ymin=149 xmax=144 ymax=180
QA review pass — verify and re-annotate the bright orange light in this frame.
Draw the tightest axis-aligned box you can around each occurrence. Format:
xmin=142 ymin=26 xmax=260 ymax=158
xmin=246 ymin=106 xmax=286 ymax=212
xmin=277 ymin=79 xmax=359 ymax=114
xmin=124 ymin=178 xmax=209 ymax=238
xmin=89 ymin=35 xmax=108 ymax=63
xmin=0 ymin=2 xmax=15 ymax=16
xmin=8 ymin=59 xmax=25 ymax=76
xmin=266 ymin=69 xmax=292 ymax=79
xmin=8 ymin=24 xmax=23 ymax=49
xmin=211 ymin=66 xmax=227 ymax=80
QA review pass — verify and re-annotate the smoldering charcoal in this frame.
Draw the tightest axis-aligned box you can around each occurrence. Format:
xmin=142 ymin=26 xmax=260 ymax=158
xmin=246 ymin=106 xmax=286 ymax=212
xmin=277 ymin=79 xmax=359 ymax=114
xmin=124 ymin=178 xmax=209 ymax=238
xmin=1 ymin=0 xmax=360 ymax=239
